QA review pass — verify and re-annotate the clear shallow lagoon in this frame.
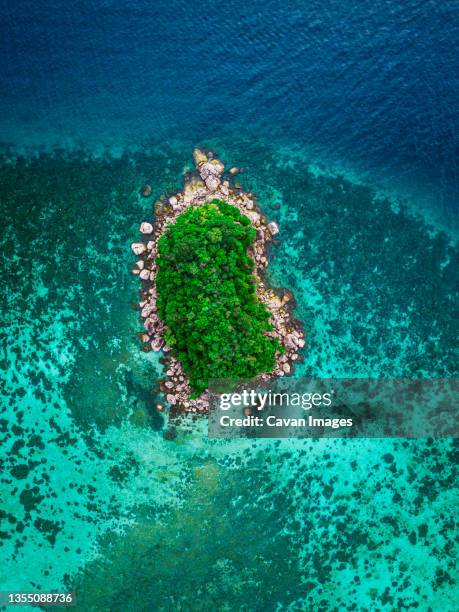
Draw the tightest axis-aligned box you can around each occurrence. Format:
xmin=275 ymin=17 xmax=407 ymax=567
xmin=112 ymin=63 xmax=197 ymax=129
xmin=0 ymin=1 xmax=458 ymax=610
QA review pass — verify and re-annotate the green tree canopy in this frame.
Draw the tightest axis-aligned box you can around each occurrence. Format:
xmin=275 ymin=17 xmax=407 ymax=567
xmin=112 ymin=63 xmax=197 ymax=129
xmin=156 ymin=199 xmax=281 ymax=397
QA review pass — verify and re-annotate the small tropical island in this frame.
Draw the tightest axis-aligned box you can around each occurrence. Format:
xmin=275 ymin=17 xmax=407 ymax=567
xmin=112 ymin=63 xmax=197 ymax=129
xmin=131 ymin=149 xmax=305 ymax=414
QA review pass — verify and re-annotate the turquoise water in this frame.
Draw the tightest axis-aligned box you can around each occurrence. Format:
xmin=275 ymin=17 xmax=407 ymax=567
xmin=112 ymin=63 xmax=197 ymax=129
xmin=0 ymin=140 xmax=457 ymax=610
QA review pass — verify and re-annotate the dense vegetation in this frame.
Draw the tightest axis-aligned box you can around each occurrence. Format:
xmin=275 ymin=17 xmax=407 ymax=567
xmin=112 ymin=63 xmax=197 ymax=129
xmin=156 ymin=199 xmax=281 ymax=396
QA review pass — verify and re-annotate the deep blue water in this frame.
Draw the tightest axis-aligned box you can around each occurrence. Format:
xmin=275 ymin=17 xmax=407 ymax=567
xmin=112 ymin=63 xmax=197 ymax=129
xmin=1 ymin=0 xmax=458 ymax=225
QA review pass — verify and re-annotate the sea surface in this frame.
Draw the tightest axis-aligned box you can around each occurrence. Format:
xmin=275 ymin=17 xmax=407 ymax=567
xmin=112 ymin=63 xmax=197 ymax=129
xmin=0 ymin=1 xmax=458 ymax=611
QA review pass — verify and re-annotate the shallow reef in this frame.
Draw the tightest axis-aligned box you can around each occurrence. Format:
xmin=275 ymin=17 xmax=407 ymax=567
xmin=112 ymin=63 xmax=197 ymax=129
xmin=0 ymin=142 xmax=457 ymax=611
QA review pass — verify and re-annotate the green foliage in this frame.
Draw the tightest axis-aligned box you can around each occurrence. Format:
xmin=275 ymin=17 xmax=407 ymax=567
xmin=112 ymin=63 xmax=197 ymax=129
xmin=156 ymin=199 xmax=280 ymax=396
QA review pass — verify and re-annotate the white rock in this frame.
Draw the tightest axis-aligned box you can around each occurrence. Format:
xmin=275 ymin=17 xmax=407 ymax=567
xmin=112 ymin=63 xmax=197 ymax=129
xmin=139 ymin=269 xmax=150 ymax=280
xmin=205 ymin=175 xmax=220 ymax=191
xmin=268 ymin=221 xmax=279 ymax=236
xmin=200 ymin=160 xmax=224 ymax=181
xmin=131 ymin=242 xmax=146 ymax=255
xmin=140 ymin=222 xmax=153 ymax=234
xmin=141 ymin=304 xmax=154 ymax=319
xmin=199 ymin=163 xmax=211 ymax=179
xmin=297 ymin=338 xmax=305 ymax=348
xmin=136 ymin=260 xmax=144 ymax=270
xmin=282 ymin=363 xmax=291 ymax=374
xmin=169 ymin=196 xmax=178 ymax=206
xmin=166 ymin=393 xmax=176 ymax=405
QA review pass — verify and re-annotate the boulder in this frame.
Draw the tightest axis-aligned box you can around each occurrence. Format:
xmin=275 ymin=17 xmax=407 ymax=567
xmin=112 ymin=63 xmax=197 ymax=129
xmin=193 ymin=148 xmax=208 ymax=166
xmin=268 ymin=221 xmax=279 ymax=236
xmin=229 ymin=167 xmax=239 ymax=175
xmin=205 ymin=175 xmax=220 ymax=191
xmin=139 ymin=269 xmax=150 ymax=280
xmin=131 ymin=242 xmax=146 ymax=255
xmin=285 ymin=337 xmax=296 ymax=350
xmin=248 ymin=211 xmax=261 ymax=226
xmin=211 ymin=159 xmax=225 ymax=174
xmin=151 ymin=338 xmax=164 ymax=352
xmin=141 ymin=304 xmax=152 ymax=318
xmin=200 ymin=160 xmax=224 ymax=183
xmin=140 ymin=222 xmax=153 ymax=234
xmin=199 ymin=162 xmax=213 ymax=180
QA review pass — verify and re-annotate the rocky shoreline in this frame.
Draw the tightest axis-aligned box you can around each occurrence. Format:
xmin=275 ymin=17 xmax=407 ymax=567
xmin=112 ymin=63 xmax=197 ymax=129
xmin=131 ymin=148 xmax=305 ymax=414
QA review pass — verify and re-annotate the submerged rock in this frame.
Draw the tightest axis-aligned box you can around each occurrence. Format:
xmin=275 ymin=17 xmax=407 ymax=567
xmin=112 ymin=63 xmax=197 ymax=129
xmin=140 ymin=184 xmax=152 ymax=197
xmin=193 ymin=147 xmax=208 ymax=166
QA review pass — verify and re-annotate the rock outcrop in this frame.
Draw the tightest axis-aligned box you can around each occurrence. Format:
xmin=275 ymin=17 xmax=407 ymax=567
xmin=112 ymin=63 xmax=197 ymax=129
xmin=131 ymin=148 xmax=305 ymax=414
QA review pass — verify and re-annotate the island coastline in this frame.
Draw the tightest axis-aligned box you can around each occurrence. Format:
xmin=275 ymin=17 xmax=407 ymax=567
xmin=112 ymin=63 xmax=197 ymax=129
xmin=131 ymin=148 xmax=305 ymax=414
